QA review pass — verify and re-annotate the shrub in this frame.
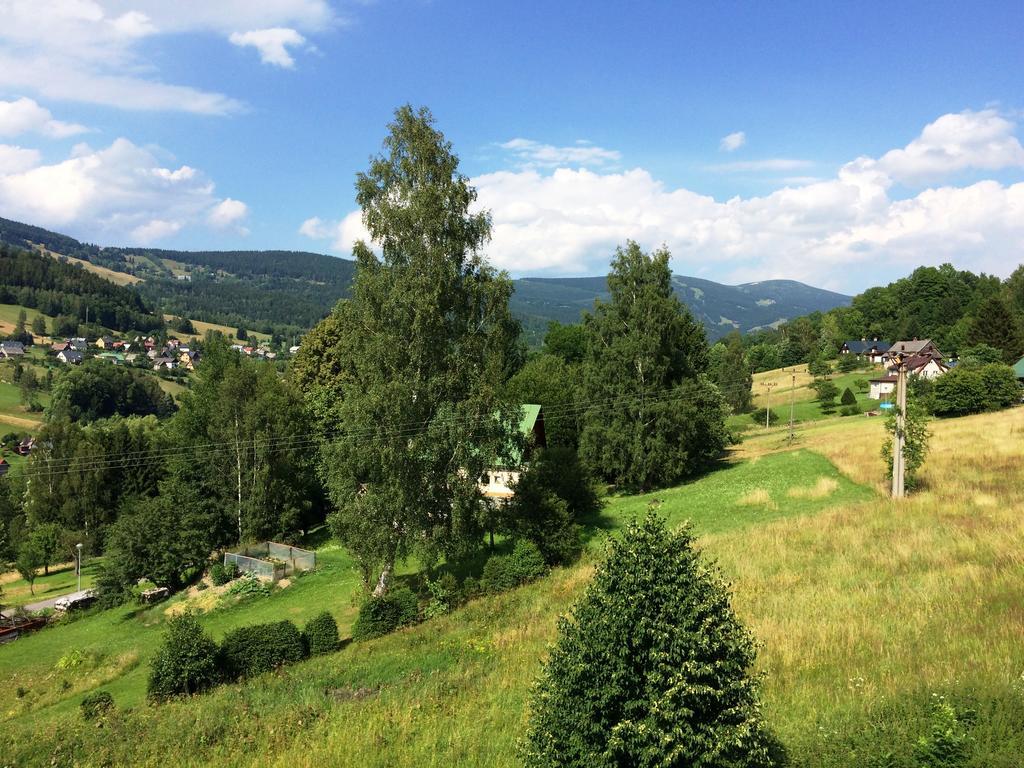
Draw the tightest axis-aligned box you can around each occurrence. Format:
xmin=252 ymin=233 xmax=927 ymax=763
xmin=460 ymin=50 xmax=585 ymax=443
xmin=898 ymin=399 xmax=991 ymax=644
xmin=837 ymin=354 xmax=862 ymax=373
xmin=423 ymin=573 xmax=460 ymax=619
xmin=839 ymin=404 xmax=861 ymax=417
xmin=147 ymin=614 xmax=220 ymax=701
xmin=351 ymin=586 xmax=419 ymax=641
xmin=226 ymin=573 xmax=271 ymax=598
xmin=80 ymin=690 xmax=114 ymax=721
xmin=750 ymin=407 xmax=779 ymax=426
xmin=303 ymin=611 xmax=340 ymax=656
xmin=219 ymin=620 xmax=307 ymax=680
xmin=481 ymin=540 xmax=546 ymax=594
xmin=523 ymin=513 xmax=784 ymax=767
xmin=840 ymin=387 xmax=857 ymax=405
xmin=209 ymin=563 xmax=228 ymax=586
xmin=853 ymin=377 xmax=870 ymax=393
xmin=932 ymin=363 xmax=1019 ymax=417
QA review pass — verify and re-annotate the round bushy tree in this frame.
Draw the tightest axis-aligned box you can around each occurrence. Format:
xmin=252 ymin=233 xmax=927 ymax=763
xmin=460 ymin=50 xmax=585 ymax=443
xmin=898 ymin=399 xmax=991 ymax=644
xmin=524 ymin=514 xmax=784 ymax=767
xmin=303 ymin=611 xmax=341 ymax=655
xmin=147 ymin=614 xmax=220 ymax=701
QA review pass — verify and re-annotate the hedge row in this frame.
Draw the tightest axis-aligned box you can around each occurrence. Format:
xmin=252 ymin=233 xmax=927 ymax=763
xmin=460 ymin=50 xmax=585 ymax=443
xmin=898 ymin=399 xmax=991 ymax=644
xmin=147 ymin=610 xmax=340 ymax=701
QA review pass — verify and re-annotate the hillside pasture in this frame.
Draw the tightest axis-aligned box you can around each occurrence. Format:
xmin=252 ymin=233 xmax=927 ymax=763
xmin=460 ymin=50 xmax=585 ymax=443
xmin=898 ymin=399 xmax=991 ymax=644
xmin=2 ymin=408 xmax=1023 ymax=766
xmin=41 ymin=249 xmax=143 ymax=286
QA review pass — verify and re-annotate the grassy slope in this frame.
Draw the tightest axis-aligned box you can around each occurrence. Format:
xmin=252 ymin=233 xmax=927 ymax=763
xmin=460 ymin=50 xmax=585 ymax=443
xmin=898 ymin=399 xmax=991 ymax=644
xmin=1 ymin=560 xmax=101 ymax=608
xmin=41 ymin=249 xmax=143 ymax=286
xmin=4 ymin=407 xmax=1024 ymax=766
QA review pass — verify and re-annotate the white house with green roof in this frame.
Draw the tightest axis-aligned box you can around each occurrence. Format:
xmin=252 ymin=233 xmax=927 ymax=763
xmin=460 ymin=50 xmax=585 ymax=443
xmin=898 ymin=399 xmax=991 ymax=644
xmin=478 ymin=404 xmax=546 ymax=502
xmin=1013 ymin=355 xmax=1024 ymax=382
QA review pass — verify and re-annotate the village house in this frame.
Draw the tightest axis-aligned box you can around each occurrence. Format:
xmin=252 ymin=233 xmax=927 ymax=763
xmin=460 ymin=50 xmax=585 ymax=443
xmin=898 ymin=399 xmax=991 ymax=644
xmin=178 ymin=349 xmax=201 ymax=370
xmin=69 ymin=338 xmax=88 ymax=352
xmin=840 ymin=338 xmax=891 ymax=364
xmin=478 ymin=404 xmax=546 ymax=502
xmin=0 ymin=458 xmax=9 ymax=478
xmin=96 ymin=335 xmax=116 ymax=349
xmin=1014 ymin=355 xmax=1024 ymax=384
xmin=887 ymin=353 xmax=949 ymax=379
xmin=886 ymin=338 xmax=943 ymax=361
xmin=152 ymin=356 xmax=177 ymax=371
xmin=57 ymin=349 xmax=83 ymax=365
xmin=16 ymin=437 xmax=35 ymax=456
xmin=868 ymin=375 xmax=897 ymax=400
xmin=0 ymin=341 xmax=25 ymax=358
xmin=51 ymin=340 xmax=72 ymax=353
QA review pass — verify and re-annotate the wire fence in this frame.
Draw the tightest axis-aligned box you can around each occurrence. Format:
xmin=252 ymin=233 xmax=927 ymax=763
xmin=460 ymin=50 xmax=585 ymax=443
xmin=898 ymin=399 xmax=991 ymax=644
xmin=224 ymin=541 xmax=316 ymax=581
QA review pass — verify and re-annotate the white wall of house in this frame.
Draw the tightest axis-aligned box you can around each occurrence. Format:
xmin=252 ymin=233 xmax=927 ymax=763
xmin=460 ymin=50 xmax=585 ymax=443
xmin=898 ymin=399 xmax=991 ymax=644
xmin=914 ymin=360 xmax=947 ymax=380
xmin=870 ymin=380 xmax=896 ymax=400
xmin=479 ymin=469 xmax=522 ymax=501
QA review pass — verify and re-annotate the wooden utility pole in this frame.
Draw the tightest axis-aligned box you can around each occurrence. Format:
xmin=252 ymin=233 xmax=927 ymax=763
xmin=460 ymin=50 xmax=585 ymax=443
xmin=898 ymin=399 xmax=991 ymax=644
xmin=788 ymin=370 xmax=796 ymax=443
xmin=764 ymin=381 xmax=777 ymax=428
xmin=891 ymin=354 xmax=907 ymax=498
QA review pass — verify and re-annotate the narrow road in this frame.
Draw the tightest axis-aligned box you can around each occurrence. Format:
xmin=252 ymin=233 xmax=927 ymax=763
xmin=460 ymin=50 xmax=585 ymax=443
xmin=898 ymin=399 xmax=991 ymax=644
xmin=23 ymin=594 xmax=65 ymax=613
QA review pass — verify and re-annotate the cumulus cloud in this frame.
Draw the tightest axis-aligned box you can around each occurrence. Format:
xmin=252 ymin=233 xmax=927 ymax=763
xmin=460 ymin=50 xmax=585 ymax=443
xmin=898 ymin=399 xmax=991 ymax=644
xmin=300 ymin=109 xmax=1024 ymax=290
xmin=0 ymin=97 xmax=88 ymax=138
xmin=0 ymin=137 xmax=249 ymax=245
xmin=229 ymin=28 xmax=306 ymax=68
xmin=500 ymin=138 xmax=621 ymax=169
xmin=0 ymin=0 xmax=335 ymax=113
xmin=719 ymin=131 xmax=746 ymax=152
xmin=208 ymin=198 xmax=250 ymax=233
xmin=0 ymin=144 xmax=40 ymax=174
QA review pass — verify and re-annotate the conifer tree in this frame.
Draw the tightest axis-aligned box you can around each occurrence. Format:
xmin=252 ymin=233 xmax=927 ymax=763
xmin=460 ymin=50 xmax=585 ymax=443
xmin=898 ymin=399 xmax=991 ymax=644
xmin=968 ymin=295 xmax=1024 ymax=363
xmin=579 ymin=242 xmax=727 ymax=491
xmin=524 ymin=513 xmax=784 ymax=767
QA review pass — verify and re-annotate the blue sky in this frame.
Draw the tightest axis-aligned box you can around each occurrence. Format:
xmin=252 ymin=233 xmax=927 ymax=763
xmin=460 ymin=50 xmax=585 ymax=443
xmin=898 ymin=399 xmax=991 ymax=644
xmin=0 ymin=1 xmax=1022 ymax=291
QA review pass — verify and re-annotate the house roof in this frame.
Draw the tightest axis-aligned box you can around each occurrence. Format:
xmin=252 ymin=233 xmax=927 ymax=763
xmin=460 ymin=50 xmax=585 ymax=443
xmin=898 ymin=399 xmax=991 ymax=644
xmin=59 ymin=350 xmax=83 ymax=362
xmin=843 ymin=340 xmax=890 ymax=354
xmin=1014 ymin=356 xmax=1024 ymax=379
xmin=903 ymin=354 xmax=945 ymax=372
xmin=889 ymin=339 xmax=939 ymax=356
xmin=870 ymin=375 xmax=897 ymax=383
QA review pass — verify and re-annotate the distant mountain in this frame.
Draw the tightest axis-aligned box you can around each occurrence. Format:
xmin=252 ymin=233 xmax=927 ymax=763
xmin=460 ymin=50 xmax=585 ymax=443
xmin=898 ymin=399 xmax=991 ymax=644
xmin=0 ymin=216 xmax=850 ymax=341
xmin=511 ymin=274 xmax=851 ymax=341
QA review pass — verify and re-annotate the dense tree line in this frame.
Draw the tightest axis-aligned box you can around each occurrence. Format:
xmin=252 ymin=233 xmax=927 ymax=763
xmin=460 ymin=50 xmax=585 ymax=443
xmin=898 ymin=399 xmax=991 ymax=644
xmin=0 ymin=244 xmax=162 ymax=332
xmin=48 ymin=360 xmax=175 ymax=423
xmin=742 ymin=264 xmax=1024 ymax=371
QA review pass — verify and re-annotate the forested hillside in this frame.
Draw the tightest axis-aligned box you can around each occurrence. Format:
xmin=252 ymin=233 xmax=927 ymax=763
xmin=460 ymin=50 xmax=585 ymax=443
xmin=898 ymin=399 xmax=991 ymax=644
xmin=0 ymin=244 xmax=162 ymax=333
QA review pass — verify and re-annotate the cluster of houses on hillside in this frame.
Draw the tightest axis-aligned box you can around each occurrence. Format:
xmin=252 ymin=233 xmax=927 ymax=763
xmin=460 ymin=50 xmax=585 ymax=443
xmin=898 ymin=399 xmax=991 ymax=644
xmin=43 ymin=335 xmax=202 ymax=371
xmin=841 ymin=337 xmax=952 ymax=400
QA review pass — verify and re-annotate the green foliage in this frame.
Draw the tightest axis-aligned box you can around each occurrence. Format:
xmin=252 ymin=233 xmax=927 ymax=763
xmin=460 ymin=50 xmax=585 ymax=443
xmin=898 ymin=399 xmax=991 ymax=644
xmin=15 ymin=540 xmax=44 ymax=594
xmin=523 ymin=514 xmax=782 ymax=767
xmin=318 ymin=106 xmax=522 ymax=595
xmin=751 ymin=407 xmax=779 ymax=426
xmin=480 ymin=540 xmax=546 ymax=594
xmin=956 ymin=343 xmax=1003 ymax=367
xmin=543 ymin=321 xmax=587 ymax=364
xmin=423 ymin=573 xmax=460 ymax=619
xmin=967 ymin=295 xmax=1024 ymax=363
xmin=709 ymin=331 xmax=754 ymax=413
xmin=26 ymin=522 xmax=61 ymax=575
xmin=209 ymin=562 xmax=229 ymax=586
xmin=914 ymin=697 xmax=974 ymax=767
xmin=351 ymin=585 xmax=420 ymax=641
xmin=837 ymin=354 xmax=863 ymax=373
xmin=840 ymin=387 xmax=857 ymax=406
xmin=0 ymin=243 xmax=162 ymax=332
xmin=506 ymin=354 xmax=581 ymax=448
xmin=218 ymin=620 xmax=307 ymax=680
xmin=882 ymin=398 xmax=931 ymax=491
xmin=174 ymin=317 xmax=196 ymax=334
xmin=931 ymin=364 xmax=1020 ymax=417
xmin=226 ymin=573 xmax=272 ymax=599
xmin=47 ymin=359 xmax=174 ymax=423
xmin=807 ymin=356 xmax=833 ymax=377
xmin=302 ymin=611 xmax=341 ymax=655
xmin=839 ymin=404 xmax=861 ymax=417
xmin=854 ymin=377 xmax=870 ymax=393
xmin=147 ymin=614 xmax=220 ymax=701
xmin=80 ymin=690 xmax=114 ymax=721
xmin=580 ymin=241 xmax=727 ymax=491
xmin=502 ymin=447 xmax=597 ymax=565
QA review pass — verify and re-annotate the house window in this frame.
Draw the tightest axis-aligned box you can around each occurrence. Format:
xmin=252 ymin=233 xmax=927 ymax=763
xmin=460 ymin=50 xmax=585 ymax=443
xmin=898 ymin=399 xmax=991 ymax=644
xmin=481 ymin=473 xmax=490 ymax=485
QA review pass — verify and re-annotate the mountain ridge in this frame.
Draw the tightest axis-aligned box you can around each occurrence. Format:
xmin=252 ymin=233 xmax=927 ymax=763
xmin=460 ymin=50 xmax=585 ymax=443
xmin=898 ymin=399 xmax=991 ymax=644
xmin=0 ymin=216 xmax=851 ymax=340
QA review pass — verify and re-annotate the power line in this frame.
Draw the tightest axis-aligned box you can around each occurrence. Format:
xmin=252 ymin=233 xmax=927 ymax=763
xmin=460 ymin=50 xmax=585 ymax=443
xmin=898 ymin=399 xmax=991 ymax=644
xmin=9 ymin=380 xmax=762 ymax=481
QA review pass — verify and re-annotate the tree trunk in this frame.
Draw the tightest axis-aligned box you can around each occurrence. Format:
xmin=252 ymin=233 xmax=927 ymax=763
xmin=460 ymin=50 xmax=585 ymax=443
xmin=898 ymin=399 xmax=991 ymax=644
xmin=372 ymin=558 xmax=394 ymax=597
xmin=235 ymin=417 xmax=243 ymax=543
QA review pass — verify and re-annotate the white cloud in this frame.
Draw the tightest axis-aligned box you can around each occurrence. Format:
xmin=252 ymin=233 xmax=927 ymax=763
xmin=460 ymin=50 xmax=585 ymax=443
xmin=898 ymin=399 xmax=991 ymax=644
xmin=208 ymin=197 xmax=249 ymax=234
xmin=0 ymin=144 xmax=40 ymax=173
xmin=707 ymin=158 xmax=813 ymax=172
xmin=861 ymin=108 xmax=1024 ymax=185
xmin=0 ymin=137 xmax=249 ymax=244
xmin=300 ymin=109 xmax=1024 ymax=290
xmin=229 ymin=28 xmax=306 ymax=68
xmin=0 ymin=97 xmax=87 ymax=138
xmin=719 ymin=131 xmax=746 ymax=152
xmin=0 ymin=0 xmax=335 ymax=113
xmin=500 ymin=138 xmax=621 ymax=169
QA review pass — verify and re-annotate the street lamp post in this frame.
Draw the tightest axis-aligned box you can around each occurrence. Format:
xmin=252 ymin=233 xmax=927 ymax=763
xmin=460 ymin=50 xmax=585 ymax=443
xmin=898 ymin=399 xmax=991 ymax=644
xmin=76 ymin=543 xmax=83 ymax=592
